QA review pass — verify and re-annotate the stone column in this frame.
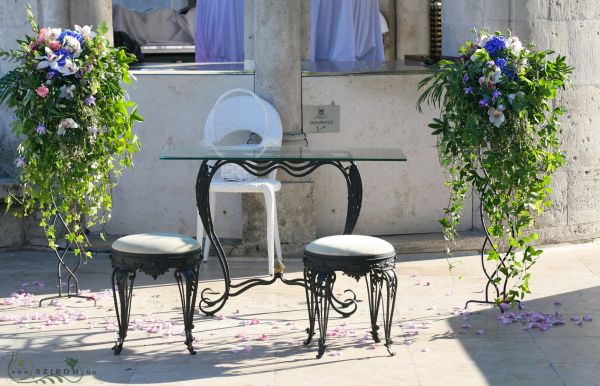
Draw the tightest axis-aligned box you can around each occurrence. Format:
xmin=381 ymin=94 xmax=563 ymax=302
xmin=242 ymin=0 xmax=316 ymax=258
xmin=396 ymin=0 xmax=429 ymax=60
xmin=524 ymin=0 xmax=600 ymax=243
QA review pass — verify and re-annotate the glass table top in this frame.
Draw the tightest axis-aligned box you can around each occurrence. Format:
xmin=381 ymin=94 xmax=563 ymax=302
xmin=160 ymin=146 xmax=407 ymax=162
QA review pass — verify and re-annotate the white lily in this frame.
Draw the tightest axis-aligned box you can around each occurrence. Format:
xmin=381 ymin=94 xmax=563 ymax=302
xmin=62 ymin=35 xmax=82 ymax=58
xmin=47 ymin=28 xmax=62 ymax=41
xmin=35 ymin=47 xmax=63 ymax=70
xmin=59 ymin=85 xmax=76 ymax=99
xmin=58 ymin=59 xmax=78 ymax=76
xmin=488 ymin=108 xmax=506 ymax=128
xmin=75 ymin=25 xmax=97 ymax=39
xmin=510 ymin=36 xmax=523 ymax=55
xmin=490 ymin=66 xmax=502 ymax=84
xmin=57 ymin=118 xmax=79 ymax=135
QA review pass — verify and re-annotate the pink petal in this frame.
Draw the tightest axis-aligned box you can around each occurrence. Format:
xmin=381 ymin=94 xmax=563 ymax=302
xmin=583 ymin=315 xmax=593 ymax=322
xmin=476 ymin=329 xmax=485 ymax=335
xmin=257 ymin=334 xmax=268 ymax=341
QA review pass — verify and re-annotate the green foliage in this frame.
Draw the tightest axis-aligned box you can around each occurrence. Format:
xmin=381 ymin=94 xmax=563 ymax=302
xmin=417 ymin=30 xmax=572 ymax=303
xmin=0 ymin=7 xmax=142 ymax=258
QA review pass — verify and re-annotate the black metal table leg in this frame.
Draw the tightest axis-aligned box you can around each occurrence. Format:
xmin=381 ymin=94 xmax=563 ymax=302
xmin=111 ymin=269 xmax=136 ymax=355
xmin=175 ymin=263 xmax=200 ymax=355
xmin=195 ymin=159 xmax=363 ymax=316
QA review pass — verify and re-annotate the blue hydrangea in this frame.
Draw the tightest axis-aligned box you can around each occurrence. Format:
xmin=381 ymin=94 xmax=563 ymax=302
xmin=495 ymin=58 xmax=515 ymax=79
xmin=54 ymin=48 xmax=70 ymax=66
xmin=484 ymin=36 xmax=509 ymax=58
xmin=58 ymin=30 xmax=84 ymax=45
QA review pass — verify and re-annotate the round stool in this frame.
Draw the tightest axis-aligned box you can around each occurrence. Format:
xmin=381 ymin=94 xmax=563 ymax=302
xmin=303 ymin=235 xmax=397 ymax=358
xmin=110 ymin=233 xmax=202 ymax=355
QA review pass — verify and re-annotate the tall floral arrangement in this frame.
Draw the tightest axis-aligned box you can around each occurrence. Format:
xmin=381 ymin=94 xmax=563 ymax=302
xmin=418 ymin=31 xmax=572 ymax=304
xmin=0 ymin=7 xmax=142 ymax=256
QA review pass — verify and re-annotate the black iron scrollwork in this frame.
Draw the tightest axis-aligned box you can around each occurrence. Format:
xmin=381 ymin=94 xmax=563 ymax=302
xmin=195 ymin=159 xmax=363 ymax=316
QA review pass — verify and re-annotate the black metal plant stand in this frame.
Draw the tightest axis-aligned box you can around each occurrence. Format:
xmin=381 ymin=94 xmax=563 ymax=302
xmin=464 ymin=201 xmax=522 ymax=311
xmin=38 ymin=204 xmax=96 ymax=307
xmin=195 ymin=159 xmax=363 ymax=316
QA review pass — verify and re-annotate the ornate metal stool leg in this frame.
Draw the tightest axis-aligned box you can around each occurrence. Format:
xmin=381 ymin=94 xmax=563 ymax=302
xmin=380 ymin=268 xmax=398 ymax=356
xmin=111 ymin=268 xmax=136 ymax=355
xmin=314 ymin=271 xmax=336 ymax=359
xmin=175 ymin=264 xmax=200 ymax=355
xmin=303 ymin=265 xmax=317 ymax=346
xmin=366 ymin=270 xmax=383 ymax=344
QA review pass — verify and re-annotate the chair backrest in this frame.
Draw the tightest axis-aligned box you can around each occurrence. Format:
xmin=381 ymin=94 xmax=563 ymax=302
xmin=204 ymin=88 xmax=282 ymax=148
xmin=203 ymin=88 xmax=283 ymax=179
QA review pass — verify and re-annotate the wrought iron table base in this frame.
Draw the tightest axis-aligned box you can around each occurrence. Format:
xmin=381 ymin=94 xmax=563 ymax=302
xmin=303 ymin=264 xmax=397 ymax=359
xmin=110 ymin=253 xmax=201 ymax=355
xmin=196 ymin=159 xmax=363 ymax=317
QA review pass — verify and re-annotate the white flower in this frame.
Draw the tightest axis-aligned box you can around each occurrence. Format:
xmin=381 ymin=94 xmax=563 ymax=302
xmin=508 ymin=91 xmax=525 ymax=105
xmin=57 ymin=118 xmax=79 ymax=135
xmin=477 ymin=34 xmax=490 ymax=46
xmin=510 ymin=36 xmax=523 ymax=55
xmin=490 ymin=66 xmax=502 ymax=84
xmin=515 ymin=58 xmax=529 ymax=73
xmin=75 ymin=25 xmax=97 ymax=39
xmin=59 ymin=85 xmax=76 ymax=99
xmin=47 ymin=28 xmax=62 ymax=41
xmin=35 ymin=47 xmax=63 ymax=70
xmin=488 ymin=108 xmax=506 ymax=128
xmin=62 ymin=35 xmax=82 ymax=58
xmin=58 ymin=59 xmax=78 ymax=75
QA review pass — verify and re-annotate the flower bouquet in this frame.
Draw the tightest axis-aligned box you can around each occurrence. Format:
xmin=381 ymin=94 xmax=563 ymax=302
xmin=418 ymin=31 xmax=572 ymax=304
xmin=0 ymin=7 xmax=142 ymax=302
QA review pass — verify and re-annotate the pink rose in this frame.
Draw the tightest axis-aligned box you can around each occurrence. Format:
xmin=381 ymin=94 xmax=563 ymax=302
xmin=37 ymin=28 xmax=49 ymax=43
xmin=48 ymin=40 xmax=61 ymax=52
xmin=35 ymin=84 xmax=49 ymax=98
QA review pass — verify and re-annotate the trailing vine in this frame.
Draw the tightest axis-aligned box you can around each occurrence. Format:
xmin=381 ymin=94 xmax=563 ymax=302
xmin=0 ymin=7 xmax=142 ymax=257
xmin=418 ymin=30 xmax=572 ymax=303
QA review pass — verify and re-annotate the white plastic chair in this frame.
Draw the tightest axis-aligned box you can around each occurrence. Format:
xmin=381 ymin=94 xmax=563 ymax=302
xmin=197 ymin=88 xmax=283 ymax=276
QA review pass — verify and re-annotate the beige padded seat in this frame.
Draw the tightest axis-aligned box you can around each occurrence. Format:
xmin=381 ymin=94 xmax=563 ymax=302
xmin=305 ymin=235 xmax=395 ymax=258
xmin=303 ymin=234 xmax=398 ymax=359
xmin=112 ymin=233 xmax=201 ymax=255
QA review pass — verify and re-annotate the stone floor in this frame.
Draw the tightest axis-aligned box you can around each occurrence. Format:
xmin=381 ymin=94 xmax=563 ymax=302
xmin=1 ymin=242 xmax=600 ymax=385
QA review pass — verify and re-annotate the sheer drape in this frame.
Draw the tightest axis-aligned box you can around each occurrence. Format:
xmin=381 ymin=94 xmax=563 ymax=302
xmin=195 ymin=0 xmax=245 ymax=62
xmin=311 ymin=0 xmax=384 ymax=62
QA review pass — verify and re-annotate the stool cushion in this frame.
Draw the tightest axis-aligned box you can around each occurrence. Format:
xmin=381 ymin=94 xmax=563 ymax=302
xmin=112 ymin=233 xmax=201 ymax=255
xmin=305 ymin=235 xmax=395 ymax=259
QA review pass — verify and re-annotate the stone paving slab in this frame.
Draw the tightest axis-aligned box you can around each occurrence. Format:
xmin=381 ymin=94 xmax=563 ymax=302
xmin=0 ymin=243 xmax=600 ymax=385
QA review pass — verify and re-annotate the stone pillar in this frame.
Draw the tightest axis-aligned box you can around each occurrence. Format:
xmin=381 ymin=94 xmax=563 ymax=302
xmin=396 ymin=0 xmax=429 ymax=60
xmin=242 ymin=0 xmax=315 ymax=258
